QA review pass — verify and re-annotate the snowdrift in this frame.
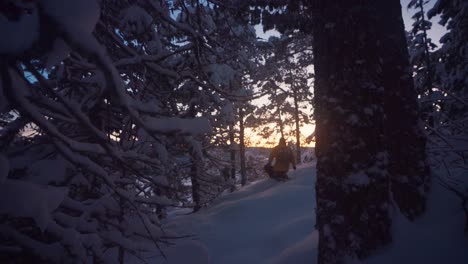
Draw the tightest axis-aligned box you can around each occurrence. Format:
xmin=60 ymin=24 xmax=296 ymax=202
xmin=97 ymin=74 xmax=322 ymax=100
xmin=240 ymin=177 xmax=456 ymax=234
xmin=149 ymin=163 xmax=468 ymax=264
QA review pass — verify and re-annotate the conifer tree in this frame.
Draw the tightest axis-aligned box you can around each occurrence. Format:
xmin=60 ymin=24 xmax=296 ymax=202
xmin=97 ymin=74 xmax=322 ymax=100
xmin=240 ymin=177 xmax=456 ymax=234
xmin=380 ymin=0 xmax=430 ymax=221
xmin=408 ymin=0 xmax=439 ymax=127
xmin=428 ymin=0 xmax=468 ymax=118
xmin=310 ymin=0 xmax=429 ymax=262
xmin=311 ymin=2 xmax=390 ymax=262
xmin=0 ymin=0 xmax=258 ymax=261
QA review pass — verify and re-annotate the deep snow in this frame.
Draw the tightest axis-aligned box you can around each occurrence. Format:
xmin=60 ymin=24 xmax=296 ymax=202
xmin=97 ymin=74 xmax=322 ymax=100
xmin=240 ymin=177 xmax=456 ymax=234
xmin=149 ymin=163 xmax=468 ymax=264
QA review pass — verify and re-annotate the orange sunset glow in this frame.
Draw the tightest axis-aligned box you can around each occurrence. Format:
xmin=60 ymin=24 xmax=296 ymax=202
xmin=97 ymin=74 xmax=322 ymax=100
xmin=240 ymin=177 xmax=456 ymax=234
xmin=245 ymin=123 xmax=316 ymax=148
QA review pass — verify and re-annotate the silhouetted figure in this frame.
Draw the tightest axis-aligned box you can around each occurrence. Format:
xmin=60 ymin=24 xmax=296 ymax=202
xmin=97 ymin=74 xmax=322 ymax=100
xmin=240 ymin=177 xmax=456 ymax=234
xmin=265 ymin=138 xmax=296 ymax=181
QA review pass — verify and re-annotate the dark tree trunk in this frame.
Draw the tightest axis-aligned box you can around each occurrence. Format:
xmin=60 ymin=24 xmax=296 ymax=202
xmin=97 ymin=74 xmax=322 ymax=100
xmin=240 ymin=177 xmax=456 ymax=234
xmin=229 ymin=123 xmax=236 ymax=192
xmin=293 ymin=86 xmax=302 ymax=164
xmin=190 ymin=159 xmax=201 ymax=212
xmin=274 ymin=89 xmax=285 ymax=138
xmin=311 ymin=0 xmax=430 ymax=263
xmin=311 ymin=1 xmax=391 ymax=263
xmin=239 ymin=107 xmax=247 ymax=186
xmin=278 ymin=107 xmax=285 ymax=139
xmin=380 ymin=0 xmax=430 ymax=220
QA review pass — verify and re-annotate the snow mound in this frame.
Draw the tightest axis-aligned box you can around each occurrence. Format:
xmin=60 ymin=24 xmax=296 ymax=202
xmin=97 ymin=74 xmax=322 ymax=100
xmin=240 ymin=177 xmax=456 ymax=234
xmin=0 ymin=180 xmax=68 ymax=231
xmin=355 ymin=179 xmax=468 ymax=264
xmin=271 ymin=231 xmax=318 ymax=264
xmin=158 ymin=164 xmax=317 ymax=264
xmin=147 ymin=163 xmax=467 ymax=264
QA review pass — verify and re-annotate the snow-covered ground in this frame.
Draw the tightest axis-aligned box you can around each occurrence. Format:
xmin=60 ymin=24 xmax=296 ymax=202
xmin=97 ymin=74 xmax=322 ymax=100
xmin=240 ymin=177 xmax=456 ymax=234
xmin=148 ymin=163 xmax=468 ymax=264
xmin=359 ymin=177 xmax=468 ymax=264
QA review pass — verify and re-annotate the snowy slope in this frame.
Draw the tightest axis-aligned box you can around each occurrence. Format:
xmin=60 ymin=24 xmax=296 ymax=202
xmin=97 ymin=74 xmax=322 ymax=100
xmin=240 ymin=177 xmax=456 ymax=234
xmin=158 ymin=163 xmax=318 ymax=264
xmin=148 ymin=163 xmax=468 ymax=264
xmin=358 ymin=178 xmax=468 ymax=264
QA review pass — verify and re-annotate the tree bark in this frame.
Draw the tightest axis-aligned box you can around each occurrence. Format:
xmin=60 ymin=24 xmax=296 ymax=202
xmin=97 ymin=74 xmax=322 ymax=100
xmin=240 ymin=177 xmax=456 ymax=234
xmin=190 ymin=158 xmax=201 ymax=212
xmin=380 ymin=0 xmax=430 ymax=220
xmin=311 ymin=1 xmax=430 ymax=263
xmin=239 ymin=107 xmax=247 ymax=186
xmin=277 ymin=107 xmax=285 ymax=139
xmin=293 ymin=84 xmax=302 ymax=164
xmin=229 ymin=123 xmax=236 ymax=192
xmin=311 ymin=1 xmax=391 ymax=263
xmin=273 ymin=88 xmax=285 ymax=138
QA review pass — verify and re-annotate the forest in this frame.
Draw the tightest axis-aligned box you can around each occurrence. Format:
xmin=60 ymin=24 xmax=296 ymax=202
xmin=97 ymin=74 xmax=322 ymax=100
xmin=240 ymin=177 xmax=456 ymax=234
xmin=0 ymin=0 xmax=467 ymax=263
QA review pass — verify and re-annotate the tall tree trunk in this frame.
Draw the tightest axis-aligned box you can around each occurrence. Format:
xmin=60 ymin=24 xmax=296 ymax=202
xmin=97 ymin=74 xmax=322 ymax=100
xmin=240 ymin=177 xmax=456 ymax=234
xmin=311 ymin=1 xmax=391 ymax=263
xmin=380 ymin=0 xmax=430 ymax=220
xmin=118 ymin=171 xmax=126 ymax=264
xmin=274 ymin=89 xmax=285 ymax=138
xmin=293 ymin=85 xmax=302 ymax=164
xmin=190 ymin=158 xmax=201 ymax=212
xmin=278 ymin=107 xmax=285 ymax=139
xmin=229 ymin=123 xmax=236 ymax=192
xmin=239 ymin=107 xmax=247 ymax=186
